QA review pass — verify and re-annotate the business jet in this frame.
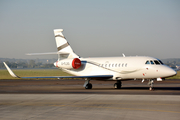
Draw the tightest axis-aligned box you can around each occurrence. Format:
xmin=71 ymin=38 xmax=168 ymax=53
xmin=4 ymin=29 xmax=177 ymax=90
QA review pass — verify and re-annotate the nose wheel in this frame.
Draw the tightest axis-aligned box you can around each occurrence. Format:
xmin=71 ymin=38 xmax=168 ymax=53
xmin=148 ymin=79 xmax=154 ymax=91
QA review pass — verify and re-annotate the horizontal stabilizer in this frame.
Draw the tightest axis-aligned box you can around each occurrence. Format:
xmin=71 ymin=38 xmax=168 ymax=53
xmin=3 ymin=62 xmax=113 ymax=80
xmin=26 ymin=52 xmax=69 ymax=55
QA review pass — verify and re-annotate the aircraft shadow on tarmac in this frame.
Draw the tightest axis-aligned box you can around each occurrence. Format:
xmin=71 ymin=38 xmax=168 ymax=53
xmin=77 ymin=86 xmax=180 ymax=91
xmin=120 ymin=87 xmax=180 ymax=90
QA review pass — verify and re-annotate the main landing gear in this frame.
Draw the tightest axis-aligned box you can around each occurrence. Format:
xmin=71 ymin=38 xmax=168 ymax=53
xmin=114 ymin=81 xmax=122 ymax=89
xmin=84 ymin=79 xmax=92 ymax=89
xmin=84 ymin=80 xmax=122 ymax=89
xmin=148 ymin=79 xmax=154 ymax=91
xmin=85 ymin=83 xmax=92 ymax=89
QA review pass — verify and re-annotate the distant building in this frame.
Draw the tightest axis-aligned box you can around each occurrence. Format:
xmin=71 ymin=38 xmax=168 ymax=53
xmin=176 ymin=65 xmax=180 ymax=71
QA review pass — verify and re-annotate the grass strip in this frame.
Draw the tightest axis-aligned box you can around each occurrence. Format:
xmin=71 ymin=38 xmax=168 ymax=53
xmin=0 ymin=69 xmax=71 ymax=79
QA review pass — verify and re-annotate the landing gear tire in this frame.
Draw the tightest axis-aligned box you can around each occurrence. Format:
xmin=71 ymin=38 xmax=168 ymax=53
xmin=114 ymin=82 xmax=121 ymax=89
xmin=85 ymin=83 xmax=92 ymax=89
xmin=148 ymin=79 xmax=154 ymax=91
xmin=149 ymin=87 xmax=153 ymax=91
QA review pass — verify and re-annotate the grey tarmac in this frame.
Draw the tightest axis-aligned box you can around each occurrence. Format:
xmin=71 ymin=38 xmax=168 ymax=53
xmin=0 ymin=79 xmax=180 ymax=120
xmin=0 ymin=94 xmax=180 ymax=120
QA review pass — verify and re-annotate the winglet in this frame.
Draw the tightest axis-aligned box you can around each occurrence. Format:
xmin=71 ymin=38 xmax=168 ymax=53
xmin=3 ymin=62 xmax=20 ymax=78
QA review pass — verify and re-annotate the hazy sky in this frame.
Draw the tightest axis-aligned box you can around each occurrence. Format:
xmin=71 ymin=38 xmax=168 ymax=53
xmin=0 ymin=0 xmax=180 ymax=59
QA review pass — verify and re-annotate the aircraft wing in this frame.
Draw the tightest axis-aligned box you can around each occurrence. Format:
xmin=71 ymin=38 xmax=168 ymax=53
xmin=3 ymin=62 xmax=113 ymax=80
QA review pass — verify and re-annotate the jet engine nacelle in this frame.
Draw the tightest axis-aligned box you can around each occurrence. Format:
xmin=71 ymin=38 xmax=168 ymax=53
xmin=55 ymin=58 xmax=81 ymax=69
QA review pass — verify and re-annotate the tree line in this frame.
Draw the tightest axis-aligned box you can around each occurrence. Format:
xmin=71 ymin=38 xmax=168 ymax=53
xmin=0 ymin=60 xmax=54 ymax=68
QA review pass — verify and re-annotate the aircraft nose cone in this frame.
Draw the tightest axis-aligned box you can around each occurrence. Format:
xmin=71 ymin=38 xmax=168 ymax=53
xmin=167 ymin=68 xmax=177 ymax=77
xmin=171 ymin=69 xmax=177 ymax=76
xmin=160 ymin=66 xmax=177 ymax=78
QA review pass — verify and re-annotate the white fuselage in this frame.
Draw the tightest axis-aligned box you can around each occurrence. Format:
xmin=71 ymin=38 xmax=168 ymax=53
xmin=55 ymin=56 xmax=176 ymax=81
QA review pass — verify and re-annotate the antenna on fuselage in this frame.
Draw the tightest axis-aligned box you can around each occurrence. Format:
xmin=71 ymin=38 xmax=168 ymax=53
xmin=122 ymin=53 xmax=125 ymax=57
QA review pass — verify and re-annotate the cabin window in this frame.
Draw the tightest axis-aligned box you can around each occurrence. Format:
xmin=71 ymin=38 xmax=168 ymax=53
xmin=112 ymin=64 xmax=114 ymax=67
xmin=122 ymin=63 xmax=124 ymax=67
xmin=105 ymin=64 xmax=107 ymax=67
xmin=119 ymin=64 xmax=121 ymax=67
xmin=109 ymin=64 xmax=111 ymax=67
xmin=115 ymin=64 xmax=117 ymax=67
xmin=125 ymin=63 xmax=127 ymax=67
xmin=145 ymin=61 xmax=150 ymax=64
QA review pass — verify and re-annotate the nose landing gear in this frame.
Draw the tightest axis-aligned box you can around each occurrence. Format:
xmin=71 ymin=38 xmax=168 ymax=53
xmin=148 ymin=79 xmax=154 ymax=91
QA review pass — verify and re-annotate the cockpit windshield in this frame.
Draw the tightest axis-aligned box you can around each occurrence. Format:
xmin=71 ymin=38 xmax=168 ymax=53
xmin=154 ymin=60 xmax=160 ymax=65
xmin=150 ymin=60 xmax=154 ymax=65
xmin=158 ymin=60 xmax=164 ymax=65
xmin=145 ymin=60 xmax=164 ymax=65
xmin=145 ymin=61 xmax=150 ymax=64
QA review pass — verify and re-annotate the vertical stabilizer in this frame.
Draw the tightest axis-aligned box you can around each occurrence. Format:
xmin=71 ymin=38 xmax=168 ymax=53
xmin=54 ymin=29 xmax=79 ymax=59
